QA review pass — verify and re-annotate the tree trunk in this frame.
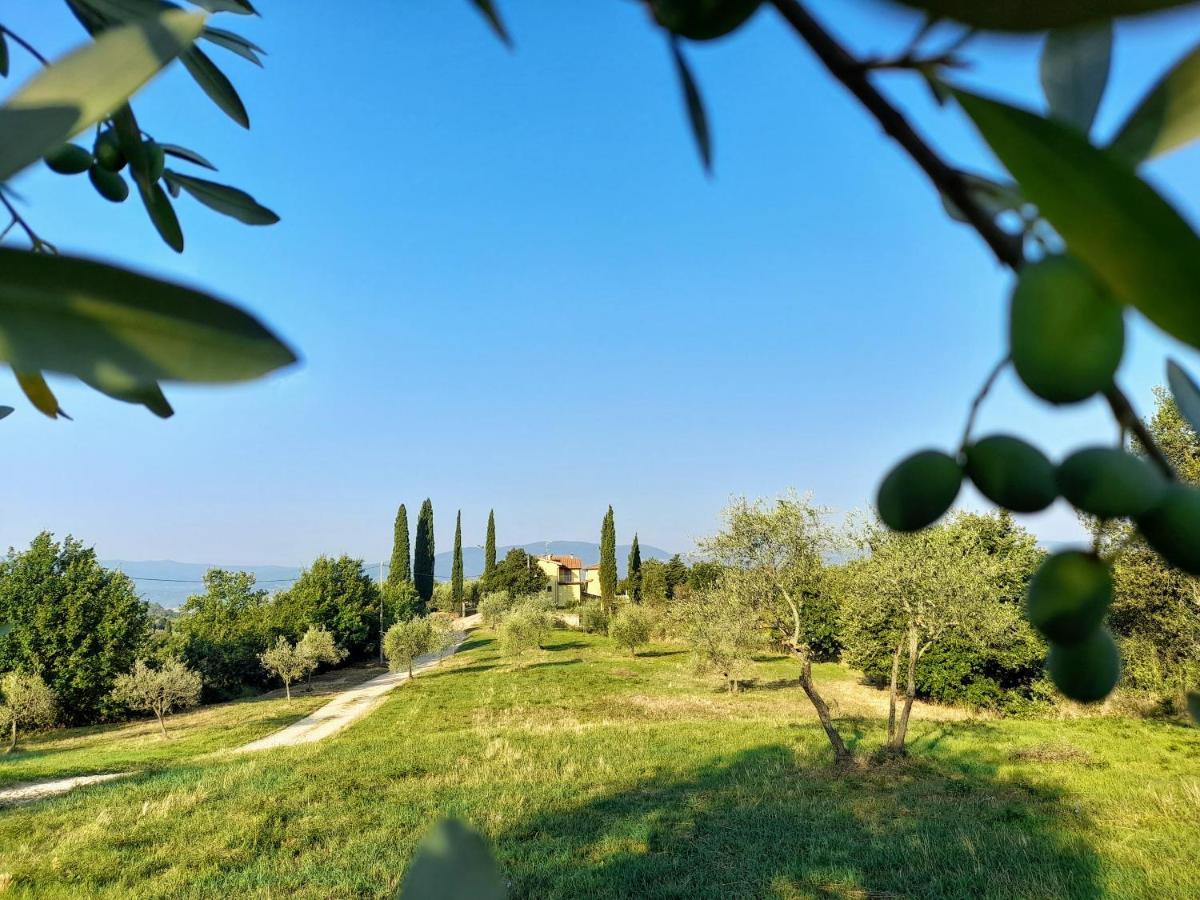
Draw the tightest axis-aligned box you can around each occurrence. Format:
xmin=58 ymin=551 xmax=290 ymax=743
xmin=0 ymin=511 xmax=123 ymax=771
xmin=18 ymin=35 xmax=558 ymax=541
xmin=284 ymin=680 xmax=292 ymax=702
xmin=796 ymin=651 xmax=851 ymax=762
xmin=6 ymin=718 xmax=15 ymax=753
xmin=891 ymin=625 xmax=919 ymax=753
xmin=887 ymin=635 xmax=903 ymax=745
xmin=155 ymin=708 xmax=168 ymax=738
xmin=408 ymin=660 xmax=413 ymax=678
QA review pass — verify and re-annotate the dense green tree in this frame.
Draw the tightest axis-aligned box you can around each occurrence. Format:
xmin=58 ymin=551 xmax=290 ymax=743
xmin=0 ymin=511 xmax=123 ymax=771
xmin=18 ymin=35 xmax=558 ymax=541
xmin=275 ymin=556 xmax=381 ymax=660
xmin=388 ymin=503 xmax=412 ymax=588
xmin=484 ymin=510 xmax=497 ymax=581
xmin=664 ymin=554 xmax=690 ymax=600
xmin=414 ymin=499 xmax=436 ymax=610
xmin=169 ymin=570 xmax=272 ymax=701
xmin=0 ymin=533 xmax=149 ymax=724
xmin=452 ymin=511 xmax=464 ymax=604
xmin=487 ymin=549 xmax=550 ymax=598
xmin=599 ymin=506 xmax=617 ymax=605
xmin=627 ymin=534 xmax=642 ymax=603
xmin=640 ymin=559 xmax=669 ymax=607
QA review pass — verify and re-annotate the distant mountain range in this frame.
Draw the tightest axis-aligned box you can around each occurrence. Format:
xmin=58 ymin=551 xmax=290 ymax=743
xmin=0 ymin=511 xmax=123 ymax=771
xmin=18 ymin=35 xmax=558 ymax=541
xmin=104 ymin=541 xmax=674 ymax=608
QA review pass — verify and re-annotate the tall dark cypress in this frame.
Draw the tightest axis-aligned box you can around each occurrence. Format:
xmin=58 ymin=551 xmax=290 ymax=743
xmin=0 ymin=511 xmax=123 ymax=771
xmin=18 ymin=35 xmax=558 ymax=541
xmin=413 ymin=498 xmax=435 ymax=610
xmin=451 ymin=510 xmax=464 ymax=603
xmin=484 ymin=510 xmax=497 ymax=581
xmin=388 ymin=504 xmax=411 ymax=588
xmin=627 ymin=533 xmax=642 ymax=603
xmin=599 ymin=505 xmax=617 ymax=603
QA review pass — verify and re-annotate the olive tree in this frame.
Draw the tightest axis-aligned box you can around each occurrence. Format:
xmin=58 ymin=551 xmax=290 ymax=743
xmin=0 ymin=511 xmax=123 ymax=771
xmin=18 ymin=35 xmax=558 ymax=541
xmin=110 ymin=658 xmax=201 ymax=738
xmin=384 ymin=617 xmax=436 ymax=678
xmin=608 ymin=606 xmax=653 ymax=657
xmin=0 ymin=671 xmax=56 ymax=752
xmin=698 ymin=491 xmax=851 ymax=760
xmin=297 ymin=625 xmax=344 ymax=688
xmin=498 ymin=601 xmax=552 ymax=659
xmin=259 ymin=637 xmax=315 ymax=703
xmin=671 ymin=580 xmax=764 ymax=694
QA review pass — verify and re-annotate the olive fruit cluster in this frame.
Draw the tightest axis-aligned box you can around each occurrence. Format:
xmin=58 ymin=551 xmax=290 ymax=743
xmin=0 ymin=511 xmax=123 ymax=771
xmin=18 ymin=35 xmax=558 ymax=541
xmin=650 ymin=0 xmax=762 ymax=41
xmin=43 ymin=130 xmax=166 ymax=206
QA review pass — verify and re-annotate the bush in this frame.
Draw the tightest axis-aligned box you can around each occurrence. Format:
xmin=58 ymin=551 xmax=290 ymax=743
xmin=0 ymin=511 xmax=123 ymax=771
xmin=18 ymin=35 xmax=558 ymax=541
xmin=479 ymin=591 xmax=513 ymax=628
xmin=383 ymin=616 xmax=437 ymax=677
xmin=608 ymin=606 xmax=653 ymax=656
xmin=579 ymin=601 xmax=609 ymax=634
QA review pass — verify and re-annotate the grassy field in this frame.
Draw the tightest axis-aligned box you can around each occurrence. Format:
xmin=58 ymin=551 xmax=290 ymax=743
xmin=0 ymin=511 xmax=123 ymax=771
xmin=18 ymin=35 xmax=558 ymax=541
xmin=0 ymin=629 xmax=1197 ymax=898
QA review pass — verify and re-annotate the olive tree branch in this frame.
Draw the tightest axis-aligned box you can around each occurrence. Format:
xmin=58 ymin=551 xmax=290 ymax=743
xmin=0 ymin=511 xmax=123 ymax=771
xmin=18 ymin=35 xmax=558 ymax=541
xmin=768 ymin=0 xmax=1175 ymax=480
xmin=0 ymin=26 xmax=50 ymax=66
xmin=0 ymin=192 xmax=56 ymax=253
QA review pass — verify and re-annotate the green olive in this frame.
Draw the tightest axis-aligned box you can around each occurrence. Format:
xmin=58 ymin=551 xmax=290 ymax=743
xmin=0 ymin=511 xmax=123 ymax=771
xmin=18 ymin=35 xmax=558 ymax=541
xmin=1026 ymin=551 xmax=1112 ymax=645
xmin=88 ymin=166 xmax=130 ymax=203
xmin=964 ymin=434 xmax=1057 ymax=513
xmin=44 ymin=143 xmax=94 ymax=175
xmin=1047 ymin=628 xmax=1121 ymax=704
xmin=93 ymin=130 xmax=126 ymax=172
xmin=650 ymin=0 xmax=762 ymax=41
xmin=1010 ymin=256 xmax=1124 ymax=405
xmin=1057 ymin=447 xmax=1166 ymax=519
xmin=1136 ymin=484 xmax=1200 ymax=575
xmin=876 ymin=449 xmax=962 ymax=533
xmin=142 ymin=140 xmax=166 ymax=181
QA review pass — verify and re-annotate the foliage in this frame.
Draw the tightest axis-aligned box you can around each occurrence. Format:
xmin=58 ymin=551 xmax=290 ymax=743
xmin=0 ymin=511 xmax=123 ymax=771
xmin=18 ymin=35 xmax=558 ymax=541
xmin=0 ymin=532 xmax=148 ymax=724
xmin=608 ymin=606 xmax=653 ymax=657
xmin=599 ymin=506 xmax=618 ymax=602
xmin=110 ymin=658 xmax=201 ymax=736
xmin=578 ymin=600 xmax=609 ymax=635
xmin=478 ymin=591 xmax=513 ymax=628
xmin=0 ymin=670 xmax=56 ymax=752
xmin=452 ymin=510 xmax=464 ymax=603
xmin=413 ymin=499 xmax=436 ymax=610
xmin=259 ymin=636 xmax=314 ymax=702
xmin=484 ymin=548 xmax=550 ymax=598
xmin=640 ymin=559 xmax=670 ymax=607
xmin=297 ymin=625 xmax=344 ymax=673
xmin=670 ymin=581 xmax=764 ymax=693
xmin=0 ymin=3 xmax=292 ymax=417
xmin=386 ymin=580 xmax=422 ymax=626
xmin=431 ymin=581 xmax=457 ymax=616
xmin=384 ymin=616 xmax=438 ymax=677
xmin=273 ymin=556 xmax=381 ymax=660
xmin=168 ymin=568 xmax=271 ymax=701
xmin=388 ymin=503 xmax=412 ymax=588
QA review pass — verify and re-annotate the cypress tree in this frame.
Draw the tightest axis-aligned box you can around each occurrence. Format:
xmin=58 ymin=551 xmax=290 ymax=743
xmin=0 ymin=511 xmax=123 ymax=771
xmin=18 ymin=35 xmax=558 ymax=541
xmin=627 ymin=533 xmax=642 ymax=603
xmin=484 ymin=510 xmax=497 ymax=581
xmin=413 ymin=498 xmax=435 ymax=610
xmin=599 ymin=505 xmax=617 ymax=604
xmin=452 ymin=510 xmax=464 ymax=603
xmin=388 ymin=504 xmax=411 ymax=588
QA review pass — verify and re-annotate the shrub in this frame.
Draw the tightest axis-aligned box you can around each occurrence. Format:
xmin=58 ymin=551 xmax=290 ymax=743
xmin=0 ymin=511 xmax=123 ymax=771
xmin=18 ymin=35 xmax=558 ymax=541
xmin=478 ymin=591 xmax=513 ymax=628
xmin=110 ymin=658 xmax=201 ymax=737
xmin=499 ymin=602 xmax=551 ymax=658
xmin=608 ymin=606 xmax=653 ymax=656
xmin=0 ymin=671 xmax=57 ymax=752
xmin=579 ymin=601 xmax=609 ymax=634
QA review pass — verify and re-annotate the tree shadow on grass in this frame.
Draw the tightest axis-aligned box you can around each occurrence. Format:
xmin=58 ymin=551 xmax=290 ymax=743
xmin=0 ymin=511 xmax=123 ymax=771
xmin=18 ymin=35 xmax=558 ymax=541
xmin=545 ymin=641 xmax=590 ymax=651
xmin=636 ymin=649 xmax=687 ymax=659
xmin=526 ymin=659 xmax=583 ymax=671
xmin=495 ymin=743 xmax=1100 ymax=899
xmin=458 ymin=636 xmax=496 ymax=654
xmin=420 ymin=664 xmax=498 ymax=680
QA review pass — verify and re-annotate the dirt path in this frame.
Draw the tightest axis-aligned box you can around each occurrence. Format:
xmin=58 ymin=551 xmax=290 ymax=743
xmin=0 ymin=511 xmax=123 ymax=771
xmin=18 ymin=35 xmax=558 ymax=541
xmin=235 ymin=615 xmax=480 ymax=753
xmin=0 ymin=772 xmax=128 ymax=807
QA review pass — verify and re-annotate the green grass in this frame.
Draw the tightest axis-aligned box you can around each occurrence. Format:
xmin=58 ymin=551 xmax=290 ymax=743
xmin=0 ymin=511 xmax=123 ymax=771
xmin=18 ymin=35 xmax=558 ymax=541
xmin=0 ymin=663 xmax=387 ymax=790
xmin=0 ymin=630 xmax=1197 ymax=898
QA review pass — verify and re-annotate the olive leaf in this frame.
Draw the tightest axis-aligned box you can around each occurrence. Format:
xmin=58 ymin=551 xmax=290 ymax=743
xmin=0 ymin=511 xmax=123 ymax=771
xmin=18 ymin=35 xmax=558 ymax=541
xmin=190 ymin=0 xmax=257 ymax=14
xmin=398 ymin=819 xmax=505 ymax=900
xmin=0 ymin=405 xmax=13 ymax=420
xmin=159 ymin=142 xmax=218 ymax=171
xmin=890 ymin=1 xmax=1199 ymax=31
xmin=669 ymin=37 xmax=712 ymax=173
xmin=0 ymin=11 xmax=205 ymax=181
xmin=1109 ymin=41 xmax=1200 ymax=165
xmin=15 ymin=370 xmax=65 ymax=419
xmin=81 ymin=373 xmax=174 ymax=418
xmin=954 ymin=88 xmax=1200 ymax=350
xmin=201 ymin=26 xmax=264 ymax=66
xmin=0 ymin=247 xmax=296 ymax=385
xmin=468 ymin=0 xmax=512 ymax=47
xmin=1040 ymin=22 xmax=1113 ymax=134
xmin=181 ymin=45 xmax=249 ymax=128
xmin=163 ymin=170 xmax=278 ymax=225
xmin=139 ymin=179 xmax=185 ymax=251
xmin=1167 ymin=360 xmax=1200 ymax=435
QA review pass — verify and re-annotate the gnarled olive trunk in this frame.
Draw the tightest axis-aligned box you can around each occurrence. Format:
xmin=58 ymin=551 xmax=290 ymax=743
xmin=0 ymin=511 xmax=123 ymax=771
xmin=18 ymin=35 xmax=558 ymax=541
xmin=795 ymin=649 xmax=851 ymax=762
xmin=6 ymin=718 xmax=16 ymax=753
xmin=887 ymin=636 xmax=903 ymax=746
xmin=890 ymin=625 xmax=920 ymax=753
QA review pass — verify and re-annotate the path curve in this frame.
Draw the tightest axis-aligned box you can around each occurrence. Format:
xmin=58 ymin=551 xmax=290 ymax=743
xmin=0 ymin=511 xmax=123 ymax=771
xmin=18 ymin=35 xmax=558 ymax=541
xmin=235 ymin=615 xmax=480 ymax=753
xmin=0 ymin=772 xmax=128 ymax=807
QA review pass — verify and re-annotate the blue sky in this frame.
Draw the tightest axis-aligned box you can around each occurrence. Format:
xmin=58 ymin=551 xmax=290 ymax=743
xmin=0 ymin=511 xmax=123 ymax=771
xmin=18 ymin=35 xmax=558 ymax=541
xmin=2 ymin=1 xmax=1199 ymax=566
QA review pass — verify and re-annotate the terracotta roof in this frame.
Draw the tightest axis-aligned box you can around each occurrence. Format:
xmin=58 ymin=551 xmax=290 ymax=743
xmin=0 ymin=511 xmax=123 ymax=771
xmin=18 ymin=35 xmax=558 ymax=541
xmin=548 ymin=554 xmax=583 ymax=569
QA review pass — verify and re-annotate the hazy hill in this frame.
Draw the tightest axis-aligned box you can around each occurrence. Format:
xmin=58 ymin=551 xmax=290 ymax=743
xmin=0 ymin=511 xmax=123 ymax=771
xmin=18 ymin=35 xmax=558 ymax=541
xmin=104 ymin=541 xmax=674 ymax=607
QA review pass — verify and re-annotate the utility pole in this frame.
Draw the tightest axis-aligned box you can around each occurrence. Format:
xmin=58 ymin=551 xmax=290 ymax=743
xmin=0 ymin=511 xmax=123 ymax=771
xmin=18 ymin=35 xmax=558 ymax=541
xmin=379 ymin=560 xmax=385 ymax=665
